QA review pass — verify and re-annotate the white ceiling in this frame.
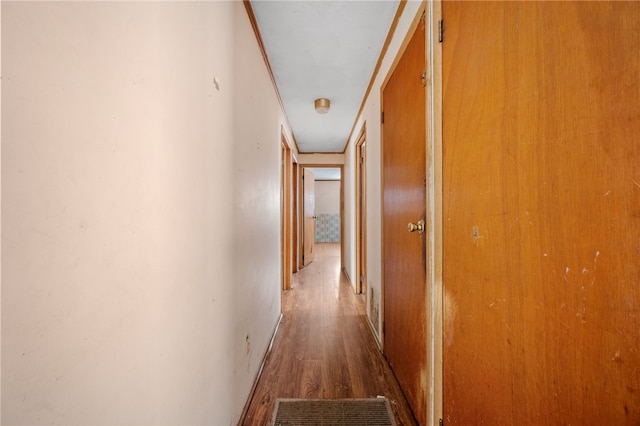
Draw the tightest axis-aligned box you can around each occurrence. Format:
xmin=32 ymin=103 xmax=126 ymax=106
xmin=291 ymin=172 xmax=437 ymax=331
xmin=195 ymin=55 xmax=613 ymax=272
xmin=307 ymin=167 xmax=341 ymax=181
xmin=250 ymin=0 xmax=400 ymax=153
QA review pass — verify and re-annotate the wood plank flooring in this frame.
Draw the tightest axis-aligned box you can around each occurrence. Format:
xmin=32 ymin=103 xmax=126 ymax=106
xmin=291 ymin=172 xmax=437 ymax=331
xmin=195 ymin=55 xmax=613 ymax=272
xmin=241 ymin=243 xmax=417 ymax=425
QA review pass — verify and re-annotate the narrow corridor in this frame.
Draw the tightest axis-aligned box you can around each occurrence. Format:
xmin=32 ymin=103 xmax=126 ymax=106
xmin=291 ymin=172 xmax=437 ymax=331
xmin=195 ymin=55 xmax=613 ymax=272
xmin=242 ymin=243 xmax=416 ymax=425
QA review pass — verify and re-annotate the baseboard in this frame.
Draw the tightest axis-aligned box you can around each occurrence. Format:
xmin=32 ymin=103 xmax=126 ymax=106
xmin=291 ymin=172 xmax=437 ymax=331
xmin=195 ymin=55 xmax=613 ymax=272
xmin=237 ymin=312 xmax=283 ymax=425
xmin=342 ymin=267 xmax=381 ymax=349
xmin=366 ymin=312 xmax=383 ymax=350
xmin=341 ymin=267 xmax=355 ymax=291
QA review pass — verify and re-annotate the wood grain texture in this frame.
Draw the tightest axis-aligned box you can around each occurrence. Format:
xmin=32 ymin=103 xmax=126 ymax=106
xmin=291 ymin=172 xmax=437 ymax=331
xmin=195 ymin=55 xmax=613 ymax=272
xmin=382 ymin=15 xmax=428 ymax=426
xmin=302 ymin=168 xmax=315 ymax=266
xmin=443 ymin=2 xmax=640 ymax=424
xmin=241 ymin=243 xmax=416 ymax=426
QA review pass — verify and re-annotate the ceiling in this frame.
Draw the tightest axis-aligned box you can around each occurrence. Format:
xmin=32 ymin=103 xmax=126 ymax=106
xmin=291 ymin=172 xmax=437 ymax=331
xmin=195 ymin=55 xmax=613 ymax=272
xmin=250 ymin=0 xmax=400 ymax=153
xmin=306 ymin=167 xmax=341 ymax=181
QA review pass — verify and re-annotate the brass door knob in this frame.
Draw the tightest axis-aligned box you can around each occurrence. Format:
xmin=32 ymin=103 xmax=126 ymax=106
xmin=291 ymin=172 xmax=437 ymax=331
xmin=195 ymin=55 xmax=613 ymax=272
xmin=407 ymin=220 xmax=425 ymax=235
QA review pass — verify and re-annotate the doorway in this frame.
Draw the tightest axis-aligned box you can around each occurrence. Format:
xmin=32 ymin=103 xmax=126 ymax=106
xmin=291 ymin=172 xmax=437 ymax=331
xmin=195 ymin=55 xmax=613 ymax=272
xmin=281 ymin=137 xmax=293 ymax=291
xmin=299 ymin=165 xmax=343 ymax=270
xmin=355 ymin=127 xmax=367 ymax=295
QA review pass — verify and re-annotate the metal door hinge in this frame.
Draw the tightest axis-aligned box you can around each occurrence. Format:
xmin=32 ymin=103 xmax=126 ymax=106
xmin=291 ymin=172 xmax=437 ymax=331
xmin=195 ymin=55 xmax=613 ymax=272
xmin=381 ymin=111 xmax=384 ymax=124
xmin=439 ymin=419 xmax=444 ymax=426
xmin=421 ymin=69 xmax=427 ymax=87
xmin=438 ymin=19 xmax=444 ymax=43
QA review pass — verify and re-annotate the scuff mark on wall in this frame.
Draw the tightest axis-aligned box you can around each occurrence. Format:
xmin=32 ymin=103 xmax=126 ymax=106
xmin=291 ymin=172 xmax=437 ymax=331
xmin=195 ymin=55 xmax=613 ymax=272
xmin=369 ymin=286 xmax=380 ymax=337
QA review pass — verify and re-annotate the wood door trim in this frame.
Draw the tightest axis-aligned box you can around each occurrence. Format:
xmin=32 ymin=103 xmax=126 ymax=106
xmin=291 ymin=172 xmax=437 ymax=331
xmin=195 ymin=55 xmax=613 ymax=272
xmin=292 ymin=162 xmax=299 ymax=273
xmin=355 ymin=125 xmax=367 ymax=295
xmin=281 ymin=134 xmax=293 ymax=292
xmin=298 ymin=164 xmax=345 ymax=274
xmin=428 ymin=2 xmax=443 ymax=425
xmin=302 ymin=168 xmax=316 ymax=267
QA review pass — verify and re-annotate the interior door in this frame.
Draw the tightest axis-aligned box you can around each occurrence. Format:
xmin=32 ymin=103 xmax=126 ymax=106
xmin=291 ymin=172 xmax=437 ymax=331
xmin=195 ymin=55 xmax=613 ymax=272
xmin=302 ymin=168 xmax=315 ymax=266
xmin=356 ymin=134 xmax=367 ymax=295
xmin=382 ymin=17 xmax=427 ymax=426
xmin=281 ymin=140 xmax=293 ymax=291
xmin=443 ymin=2 xmax=640 ymax=424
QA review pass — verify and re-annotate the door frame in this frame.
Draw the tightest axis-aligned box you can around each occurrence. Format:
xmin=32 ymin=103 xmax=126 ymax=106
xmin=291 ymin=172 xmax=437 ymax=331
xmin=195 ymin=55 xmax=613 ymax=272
xmin=301 ymin=168 xmax=316 ymax=267
xmin=379 ymin=3 xmax=443 ymax=425
xmin=281 ymin=132 xmax=294 ymax=291
xmin=355 ymin=126 xmax=367 ymax=295
xmin=429 ymin=1 xmax=443 ymax=424
xmin=298 ymin=164 xmax=344 ymax=270
xmin=292 ymin=162 xmax=299 ymax=273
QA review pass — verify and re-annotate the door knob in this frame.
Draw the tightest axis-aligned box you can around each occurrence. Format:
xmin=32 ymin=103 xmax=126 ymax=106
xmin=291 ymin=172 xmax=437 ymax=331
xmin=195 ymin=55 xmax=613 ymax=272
xmin=407 ymin=220 xmax=425 ymax=235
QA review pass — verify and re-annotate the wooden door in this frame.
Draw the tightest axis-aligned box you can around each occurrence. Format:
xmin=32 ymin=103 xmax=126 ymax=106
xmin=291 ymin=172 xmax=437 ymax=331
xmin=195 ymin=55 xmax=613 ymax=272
xmin=302 ymin=168 xmax=315 ymax=266
xmin=292 ymin=162 xmax=299 ymax=272
xmin=382 ymin=17 xmax=427 ymax=426
xmin=356 ymin=132 xmax=367 ymax=295
xmin=443 ymin=2 xmax=640 ymax=424
xmin=281 ymin=140 xmax=293 ymax=291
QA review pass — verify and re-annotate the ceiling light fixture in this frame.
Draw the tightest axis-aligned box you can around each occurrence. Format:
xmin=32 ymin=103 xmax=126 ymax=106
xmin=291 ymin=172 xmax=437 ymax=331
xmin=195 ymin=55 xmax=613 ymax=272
xmin=314 ymin=98 xmax=330 ymax=114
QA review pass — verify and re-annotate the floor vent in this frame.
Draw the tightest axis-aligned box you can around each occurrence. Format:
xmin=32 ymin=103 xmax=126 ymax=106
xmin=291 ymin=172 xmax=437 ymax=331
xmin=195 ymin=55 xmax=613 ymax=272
xmin=272 ymin=398 xmax=397 ymax=426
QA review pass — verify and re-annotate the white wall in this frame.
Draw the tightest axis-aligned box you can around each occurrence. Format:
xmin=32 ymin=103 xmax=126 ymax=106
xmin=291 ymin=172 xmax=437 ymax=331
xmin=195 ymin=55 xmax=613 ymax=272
xmin=1 ymin=2 xmax=288 ymax=424
xmin=315 ymin=181 xmax=340 ymax=214
xmin=343 ymin=140 xmax=356 ymax=291
xmin=231 ymin=3 xmax=294 ymax=420
xmin=344 ymin=1 xmax=423 ymax=339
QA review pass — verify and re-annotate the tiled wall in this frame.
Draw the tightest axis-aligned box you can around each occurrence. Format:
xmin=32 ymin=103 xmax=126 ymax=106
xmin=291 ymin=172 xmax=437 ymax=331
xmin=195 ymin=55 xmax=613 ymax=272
xmin=315 ymin=213 xmax=341 ymax=243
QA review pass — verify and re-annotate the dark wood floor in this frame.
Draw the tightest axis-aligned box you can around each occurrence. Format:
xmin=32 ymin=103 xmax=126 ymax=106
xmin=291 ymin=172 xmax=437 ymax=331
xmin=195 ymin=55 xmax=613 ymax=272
xmin=241 ymin=243 xmax=417 ymax=425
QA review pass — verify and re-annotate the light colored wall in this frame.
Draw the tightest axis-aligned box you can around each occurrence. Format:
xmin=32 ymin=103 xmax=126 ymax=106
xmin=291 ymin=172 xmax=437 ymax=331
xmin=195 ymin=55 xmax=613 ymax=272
xmin=1 ymin=2 xmax=287 ymax=424
xmin=344 ymin=0 xmax=423 ymax=339
xmin=343 ymin=134 xmax=356 ymax=287
xmin=315 ymin=181 xmax=340 ymax=214
xmin=297 ymin=153 xmax=344 ymax=165
xmin=231 ymin=3 xmax=294 ymax=420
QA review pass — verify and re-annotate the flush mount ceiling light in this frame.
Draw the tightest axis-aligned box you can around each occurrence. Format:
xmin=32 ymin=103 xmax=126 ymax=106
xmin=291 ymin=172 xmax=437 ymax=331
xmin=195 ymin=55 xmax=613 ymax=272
xmin=314 ymin=98 xmax=330 ymax=114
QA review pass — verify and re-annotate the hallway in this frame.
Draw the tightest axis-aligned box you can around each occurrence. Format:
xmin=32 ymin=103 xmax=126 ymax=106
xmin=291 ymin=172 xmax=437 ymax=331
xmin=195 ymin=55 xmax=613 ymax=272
xmin=242 ymin=243 xmax=416 ymax=425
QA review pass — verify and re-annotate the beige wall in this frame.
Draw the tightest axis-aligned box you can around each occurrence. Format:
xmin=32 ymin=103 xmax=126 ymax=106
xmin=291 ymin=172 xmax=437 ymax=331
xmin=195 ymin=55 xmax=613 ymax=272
xmin=297 ymin=153 xmax=344 ymax=165
xmin=344 ymin=0 xmax=423 ymax=339
xmin=1 ymin=2 xmax=288 ymax=424
xmin=315 ymin=181 xmax=340 ymax=215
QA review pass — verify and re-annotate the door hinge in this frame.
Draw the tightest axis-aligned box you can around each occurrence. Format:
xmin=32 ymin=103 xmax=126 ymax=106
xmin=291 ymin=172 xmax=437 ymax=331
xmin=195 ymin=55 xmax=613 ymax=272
xmin=421 ymin=69 xmax=427 ymax=87
xmin=381 ymin=111 xmax=384 ymax=124
xmin=359 ymin=156 xmax=364 ymax=164
xmin=438 ymin=19 xmax=444 ymax=43
xmin=439 ymin=419 xmax=444 ymax=426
